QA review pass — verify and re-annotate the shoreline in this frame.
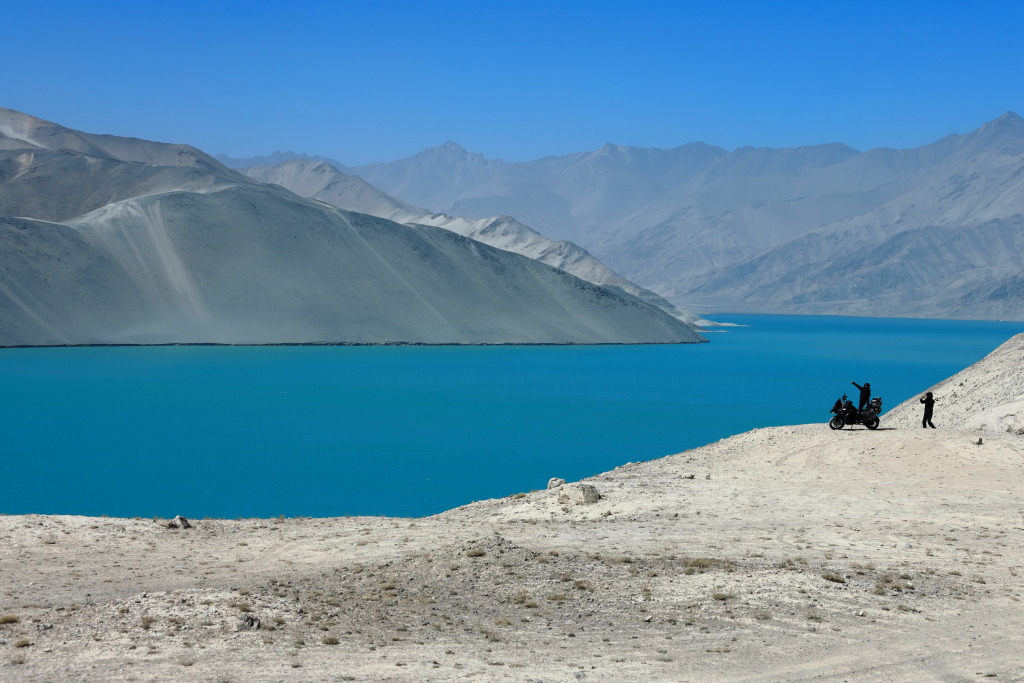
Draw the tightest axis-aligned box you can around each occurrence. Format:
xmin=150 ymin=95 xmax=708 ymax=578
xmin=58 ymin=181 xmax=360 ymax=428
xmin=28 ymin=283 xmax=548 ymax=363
xmin=2 ymin=422 xmax=1022 ymax=681
xmin=0 ymin=339 xmax=706 ymax=349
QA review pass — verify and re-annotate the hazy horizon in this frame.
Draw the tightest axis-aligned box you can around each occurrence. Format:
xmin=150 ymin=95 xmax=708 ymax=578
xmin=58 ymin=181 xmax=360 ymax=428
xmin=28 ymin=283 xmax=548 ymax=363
xmin=4 ymin=1 xmax=1023 ymax=165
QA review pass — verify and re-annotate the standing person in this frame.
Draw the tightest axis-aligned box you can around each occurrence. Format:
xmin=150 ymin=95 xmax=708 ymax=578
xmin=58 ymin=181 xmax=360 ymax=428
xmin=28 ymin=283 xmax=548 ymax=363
xmin=851 ymin=381 xmax=871 ymax=411
xmin=921 ymin=392 xmax=936 ymax=428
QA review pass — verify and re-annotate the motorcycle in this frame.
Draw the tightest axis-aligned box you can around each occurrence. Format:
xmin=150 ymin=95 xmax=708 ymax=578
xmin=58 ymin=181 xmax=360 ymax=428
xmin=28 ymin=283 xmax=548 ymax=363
xmin=829 ymin=394 xmax=882 ymax=430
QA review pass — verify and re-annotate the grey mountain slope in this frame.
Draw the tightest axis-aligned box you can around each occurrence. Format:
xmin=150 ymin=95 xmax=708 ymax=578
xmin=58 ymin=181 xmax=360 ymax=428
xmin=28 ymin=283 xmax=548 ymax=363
xmin=0 ymin=188 xmax=701 ymax=346
xmin=242 ymin=160 xmax=422 ymax=222
xmin=350 ymin=113 xmax=1024 ymax=320
xmin=0 ymin=108 xmax=234 ymax=176
xmin=683 ymin=217 xmax=1024 ymax=319
xmin=242 ymin=160 xmax=708 ymax=326
xmin=0 ymin=148 xmax=241 ymax=222
xmin=0 ymin=109 xmax=702 ymax=346
xmin=352 ymin=141 xmax=507 ymax=211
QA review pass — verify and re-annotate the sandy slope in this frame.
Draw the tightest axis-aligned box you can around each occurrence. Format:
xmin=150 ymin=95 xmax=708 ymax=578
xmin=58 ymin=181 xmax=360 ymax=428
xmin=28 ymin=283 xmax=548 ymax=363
xmin=885 ymin=333 xmax=1024 ymax=434
xmin=2 ymin=341 xmax=1022 ymax=681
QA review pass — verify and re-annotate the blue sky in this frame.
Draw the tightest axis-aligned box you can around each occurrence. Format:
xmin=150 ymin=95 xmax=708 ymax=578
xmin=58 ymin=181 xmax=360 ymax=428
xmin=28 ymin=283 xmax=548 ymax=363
xmin=5 ymin=0 xmax=1023 ymax=165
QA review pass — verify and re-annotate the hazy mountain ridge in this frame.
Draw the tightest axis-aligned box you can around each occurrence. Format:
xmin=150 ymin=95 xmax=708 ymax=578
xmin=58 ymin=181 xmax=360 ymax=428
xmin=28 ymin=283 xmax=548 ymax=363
xmin=241 ymin=159 xmax=708 ymax=326
xmin=345 ymin=112 xmax=1024 ymax=320
xmin=0 ymin=108 xmax=232 ymax=176
xmin=217 ymin=150 xmax=351 ymax=173
xmin=0 ymin=109 xmax=704 ymax=345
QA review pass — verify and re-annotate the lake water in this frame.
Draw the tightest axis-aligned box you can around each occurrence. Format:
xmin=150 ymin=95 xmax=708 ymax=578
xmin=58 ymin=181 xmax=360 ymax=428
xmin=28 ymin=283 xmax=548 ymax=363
xmin=2 ymin=314 xmax=1021 ymax=519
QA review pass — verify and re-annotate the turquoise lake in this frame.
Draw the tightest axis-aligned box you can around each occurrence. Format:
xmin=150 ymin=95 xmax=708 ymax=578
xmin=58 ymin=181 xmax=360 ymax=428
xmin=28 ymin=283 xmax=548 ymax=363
xmin=2 ymin=314 xmax=1022 ymax=519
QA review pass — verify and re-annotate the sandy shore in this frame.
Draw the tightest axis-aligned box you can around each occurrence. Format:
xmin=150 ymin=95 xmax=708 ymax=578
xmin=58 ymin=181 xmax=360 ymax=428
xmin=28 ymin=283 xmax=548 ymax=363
xmin=2 ymin=337 xmax=1022 ymax=681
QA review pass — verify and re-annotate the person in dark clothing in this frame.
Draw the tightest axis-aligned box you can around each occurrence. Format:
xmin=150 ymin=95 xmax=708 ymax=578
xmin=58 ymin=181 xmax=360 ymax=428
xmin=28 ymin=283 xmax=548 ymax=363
xmin=920 ymin=391 xmax=936 ymax=428
xmin=851 ymin=381 xmax=871 ymax=411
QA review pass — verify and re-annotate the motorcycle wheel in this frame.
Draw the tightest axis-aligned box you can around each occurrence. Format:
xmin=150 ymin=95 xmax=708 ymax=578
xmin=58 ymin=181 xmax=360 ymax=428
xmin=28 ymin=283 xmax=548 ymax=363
xmin=828 ymin=416 xmax=844 ymax=430
xmin=865 ymin=416 xmax=880 ymax=430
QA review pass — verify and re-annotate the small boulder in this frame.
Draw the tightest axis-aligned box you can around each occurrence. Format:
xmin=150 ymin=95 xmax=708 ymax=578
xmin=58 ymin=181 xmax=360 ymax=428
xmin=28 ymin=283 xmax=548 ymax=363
xmin=166 ymin=515 xmax=192 ymax=529
xmin=557 ymin=483 xmax=601 ymax=505
xmin=547 ymin=477 xmax=566 ymax=489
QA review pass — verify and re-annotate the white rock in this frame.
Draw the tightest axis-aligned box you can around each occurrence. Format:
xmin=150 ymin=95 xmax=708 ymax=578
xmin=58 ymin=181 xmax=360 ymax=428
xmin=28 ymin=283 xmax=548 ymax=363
xmin=557 ymin=483 xmax=601 ymax=505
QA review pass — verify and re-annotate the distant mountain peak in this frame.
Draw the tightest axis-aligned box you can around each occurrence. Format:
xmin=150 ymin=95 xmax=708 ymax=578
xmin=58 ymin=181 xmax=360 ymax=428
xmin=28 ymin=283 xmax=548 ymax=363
xmin=437 ymin=140 xmax=467 ymax=152
xmin=955 ymin=110 xmax=1024 ymax=157
xmin=981 ymin=110 xmax=1024 ymax=132
xmin=417 ymin=140 xmax=480 ymax=161
xmin=216 ymin=150 xmax=348 ymax=171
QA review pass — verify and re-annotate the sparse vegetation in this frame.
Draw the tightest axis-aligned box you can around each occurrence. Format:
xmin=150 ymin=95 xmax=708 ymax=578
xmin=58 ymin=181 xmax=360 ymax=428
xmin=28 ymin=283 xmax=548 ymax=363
xmin=875 ymin=574 xmax=914 ymax=594
xmin=684 ymin=557 xmax=734 ymax=574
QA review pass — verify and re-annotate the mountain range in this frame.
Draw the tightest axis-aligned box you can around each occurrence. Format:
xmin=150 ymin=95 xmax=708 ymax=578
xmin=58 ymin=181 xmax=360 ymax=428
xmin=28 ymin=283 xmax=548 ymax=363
xmin=240 ymin=160 xmax=706 ymax=326
xmin=0 ymin=108 xmax=704 ymax=346
xmin=233 ymin=114 xmax=1023 ymax=321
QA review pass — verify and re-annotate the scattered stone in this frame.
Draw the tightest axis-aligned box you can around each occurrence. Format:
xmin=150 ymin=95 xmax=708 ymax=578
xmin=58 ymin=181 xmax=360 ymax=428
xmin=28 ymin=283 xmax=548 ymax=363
xmin=166 ymin=515 xmax=192 ymax=529
xmin=975 ymin=437 xmax=984 ymax=445
xmin=547 ymin=477 xmax=566 ymax=489
xmin=238 ymin=614 xmax=261 ymax=630
xmin=683 ymin=474 xmax=696 ymax=479
xmin=557 ymin=483 xmax=601 ymax=505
